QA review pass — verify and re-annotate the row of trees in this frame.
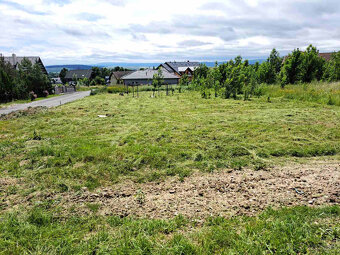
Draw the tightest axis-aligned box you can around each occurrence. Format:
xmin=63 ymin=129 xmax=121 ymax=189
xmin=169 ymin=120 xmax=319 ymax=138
xmin=59 ymin=66 xmax=131 ymax=86
xmin=0 ymin=57 xmax=52 ymax=102
xmin=190 ymin=45 xmax=340 ymax=99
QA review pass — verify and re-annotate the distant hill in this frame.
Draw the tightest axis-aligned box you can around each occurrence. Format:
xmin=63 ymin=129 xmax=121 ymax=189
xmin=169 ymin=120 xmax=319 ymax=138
xmin=46 ymin=65 xmax=94 ymax=73
xmin=46 ymin=59 xmax=267 ymax=73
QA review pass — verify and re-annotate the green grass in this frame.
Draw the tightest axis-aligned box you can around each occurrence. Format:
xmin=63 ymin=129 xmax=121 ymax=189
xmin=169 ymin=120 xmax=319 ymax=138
xmin=260 ymin=82 xmax=340 ymax=106
xmin=0 ymin=206 xmax=338 ymax=254
xmin=0 ymin=87 xmax=339 ymax=191
xmin=0 ymin=94 xmax=61 ymax=109
xmin=0 ymin=83 xmax=339 ymax=253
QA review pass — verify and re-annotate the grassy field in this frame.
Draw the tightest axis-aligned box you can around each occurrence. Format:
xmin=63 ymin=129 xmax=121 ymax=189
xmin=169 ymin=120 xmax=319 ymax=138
xmin=0 ymin=94 xmax=61 ymax=109
xmin=1 ymin=206 xmax=338 ymax=254
xmin=260 ymin=82 xmax=340 ymax=106
xmin=0 ymin=83 xmax=339 ymax=253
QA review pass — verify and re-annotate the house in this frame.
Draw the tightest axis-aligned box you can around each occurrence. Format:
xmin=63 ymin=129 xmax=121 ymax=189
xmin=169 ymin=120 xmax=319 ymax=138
xmin=51 ymin=77 xmax=62 ymax=84
xmin=318 ymin=53 xmax=334 ymax=62
xmin=64 ymin=69 xmax=94 ymax=83
xmin=283 ymin=52 xmax=335 ymax=63
xmin=2 ymin=53 xmax=48 ymax=74
xmin=122 ymin=69 xmax=179 ymax=86
xmin=109 ymin=71 xmax=134 ymax=85
xmin=158 ymin=61 xmax=200 ymax=78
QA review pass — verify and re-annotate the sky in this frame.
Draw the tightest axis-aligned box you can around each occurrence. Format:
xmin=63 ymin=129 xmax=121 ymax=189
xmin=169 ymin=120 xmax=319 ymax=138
xmin=0 ymin=0 xmax=339 ymax=65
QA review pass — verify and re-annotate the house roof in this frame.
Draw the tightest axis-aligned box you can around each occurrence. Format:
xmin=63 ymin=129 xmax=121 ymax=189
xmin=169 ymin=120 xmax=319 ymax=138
xmin=110 ymin=71 xmax=134 ymax=80
xmin=2 ymin=55 xmax=47 ymax=74
xmin=283 ymin=52 xmax=335 ymax=63
xmin=319 ymin=53 xmax=333 ymax=61
xmin=160 ymin=61 xmax=200 ymax=74
xmin=177 ymin=66 xmax=197 ymax=72
xmin=122 ymin=69 xmax=180 ymax=80
xmin=51 ymin=77 xmax=62 ymax=84
xmin=65 ymin=69 xmax=93 ymax=79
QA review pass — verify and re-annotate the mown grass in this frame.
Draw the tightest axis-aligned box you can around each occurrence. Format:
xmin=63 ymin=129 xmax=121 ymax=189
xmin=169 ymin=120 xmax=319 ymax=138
xmin=0 ymin=94 xmax=61 ymax=109
xmin=0 ymin=206 xmax=338 ymax=254
xmin=0 ymin=83 xmax=339 ymax=254
xmin=260 ymin=82 xmax=340 ymax=106
xmin=0 ymin=86 xmax=339 ymax=192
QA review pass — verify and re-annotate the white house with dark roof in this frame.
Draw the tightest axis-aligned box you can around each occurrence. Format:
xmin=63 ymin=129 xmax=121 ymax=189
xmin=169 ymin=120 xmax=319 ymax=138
xmin=1 ymin=53 xmax=48 ymax=74
xmin=122 ymin=69 xmax=179 ymax=86
xmin=158 ymin=61 xmax=200 ymax=77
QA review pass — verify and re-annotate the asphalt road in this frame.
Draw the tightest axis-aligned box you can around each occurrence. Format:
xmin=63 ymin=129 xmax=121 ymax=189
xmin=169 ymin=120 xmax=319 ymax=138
xmin=0 ymin=91 xmax=91 ymax=115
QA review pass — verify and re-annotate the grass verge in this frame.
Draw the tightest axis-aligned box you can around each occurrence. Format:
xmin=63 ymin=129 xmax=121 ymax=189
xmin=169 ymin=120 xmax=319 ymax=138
xmin=0 ymin=206 xmax=338 ymax=254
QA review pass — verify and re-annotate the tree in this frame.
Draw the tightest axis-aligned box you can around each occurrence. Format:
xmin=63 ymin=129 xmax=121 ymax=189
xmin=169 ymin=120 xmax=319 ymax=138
xmin=72 ymin=73 xmax=78 ymax=86
xmin=212 ymin=62 xmax=222 ymax=97
xmin=90 ymin=76 xmax=105 ymax=86
xmin=300 ymin=45 xmax=325 ymax=83
xmin=59 ymin=68 xmax=68 ymax=84
xmin=91 ymin=67 xmax=101 ymax=79
xmin=193 ymin=64 xmax=209 ymax=80
xmin=257 ymin=62 xmax=276 ymax=84
xmin=268 ymin=48 xmax=282 ymax=74
xmin=280 ymin=48 xmax=303 ymax=87
xmin=152 ymin=69 xmax=164 ymax=97
xmin=17 ymin=58 xmax=51 ymax=97
xmin=0 ymin=56 xmax=16 ymax=102
xmin=323 ymin=51 xmax=340 ymax=82
xmin=179 ymin=73 xmax=189 ymax=93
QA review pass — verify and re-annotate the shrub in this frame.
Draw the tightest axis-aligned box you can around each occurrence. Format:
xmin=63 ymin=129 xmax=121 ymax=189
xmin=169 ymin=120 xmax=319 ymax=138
xmin=29 ymin=91 xmax=37 ymax=101
xmin=107 ymin=86 xmax=127 ymax=94
xmin=43 ymin=90 xmax=49 ymax=97
xmin=90 ymin=87 xmax=107 ymax=96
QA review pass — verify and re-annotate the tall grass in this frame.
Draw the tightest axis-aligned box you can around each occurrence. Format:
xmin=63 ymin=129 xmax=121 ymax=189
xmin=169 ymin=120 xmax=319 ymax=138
xmin=0 ymin=206 xmax=338 ymax=254
xmin=260 ymin=82 xmax=340 ymax=106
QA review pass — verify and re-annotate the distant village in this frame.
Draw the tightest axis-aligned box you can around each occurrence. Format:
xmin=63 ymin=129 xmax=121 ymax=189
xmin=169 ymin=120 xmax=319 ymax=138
xmin=0 ymin=51 xmax=336 ymax=96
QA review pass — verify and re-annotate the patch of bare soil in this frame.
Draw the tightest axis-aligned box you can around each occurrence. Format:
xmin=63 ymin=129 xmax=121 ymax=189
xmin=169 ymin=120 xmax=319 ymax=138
xmin=64 ymin=161 xmax=339 ymax=219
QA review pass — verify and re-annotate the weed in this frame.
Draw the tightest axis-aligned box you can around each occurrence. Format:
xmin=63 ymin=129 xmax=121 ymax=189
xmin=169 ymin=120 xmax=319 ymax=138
xmin=86 ymin=203 xmax=101 ymax=213
xmin=135 ymin=189 xmax=146 ymax=205
xmin=32 ymin=130 xmax=42 ymax=140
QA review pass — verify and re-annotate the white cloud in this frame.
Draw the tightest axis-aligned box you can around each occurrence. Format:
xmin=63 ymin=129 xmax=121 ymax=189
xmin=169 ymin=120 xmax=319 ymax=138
xmin=0 ymin=0 xmax=339 ymax=65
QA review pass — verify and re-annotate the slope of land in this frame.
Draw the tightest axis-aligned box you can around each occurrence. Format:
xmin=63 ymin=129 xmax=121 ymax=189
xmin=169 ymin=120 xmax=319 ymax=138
xmin=0 ymin=87 xmax=339 ymax=253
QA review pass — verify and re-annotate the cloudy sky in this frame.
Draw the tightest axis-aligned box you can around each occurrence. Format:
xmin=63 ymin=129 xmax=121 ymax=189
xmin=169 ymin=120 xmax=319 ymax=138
xmin=0 ymin=0 xmax=339 ymax=65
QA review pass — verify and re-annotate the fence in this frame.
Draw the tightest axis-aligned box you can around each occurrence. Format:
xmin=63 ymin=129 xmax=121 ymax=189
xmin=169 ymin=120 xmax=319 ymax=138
xmin=54 ymin=86 xmax=76 ymax=94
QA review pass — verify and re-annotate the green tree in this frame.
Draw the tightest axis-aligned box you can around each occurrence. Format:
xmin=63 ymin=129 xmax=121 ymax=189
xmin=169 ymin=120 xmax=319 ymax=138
xmin=268 ymin=48 xmax=282 ymax=74
xmin=323 ymin=51 xmax=340 ymax=82
xmin=300 ymin=45 xmax=325 ymax=83
xmin=257 ymin=62 xmax=276 ymax=84
xmin=0 ymin=56 xmax=16 ymax=102
xmin=212 ymin=62 xmax=222 ymax=97
xmin=179 ymin=73 xmax=189 ymax=93
xmin=59 ymin=68 xmax=68 ymax=84
xmin=91 ymin=67 xmax=101 ymax=79
xmin=193 ymin=64 xmax=209 ymax=80
xmin=18 ymin=58 xmax=51 ymax=97
xmin=152 ymin=69 xmax=164 ymax=97
xmin=280 ymin=49 xmax=303 ymax=87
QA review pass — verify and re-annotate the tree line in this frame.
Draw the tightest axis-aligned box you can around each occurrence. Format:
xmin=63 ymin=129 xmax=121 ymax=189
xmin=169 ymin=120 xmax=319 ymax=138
xmin=59 ymin=66 xmax=131 ymax=86
xmin=190 ymin=45 xmax=340 ymax=99
xmin=0 ymin=57 xmax=52 ymax=102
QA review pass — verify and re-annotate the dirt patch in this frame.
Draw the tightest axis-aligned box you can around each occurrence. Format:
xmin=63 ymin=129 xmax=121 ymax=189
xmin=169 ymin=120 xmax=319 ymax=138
xmin=0 ymin=106 xmax=48 ymax=120
xmin=62 ymin=161 xmax=339 ymax=219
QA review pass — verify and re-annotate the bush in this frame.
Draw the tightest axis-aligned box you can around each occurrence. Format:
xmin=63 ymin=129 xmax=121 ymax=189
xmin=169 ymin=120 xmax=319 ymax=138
xmin=29 ymin=91 xmax=37 ymax=101
xmin=90 ymin=87 xmax=107 ymax=96
xmin=107 ymin=86 xmax=127 ymax=94
xmin=43 ymin=90 xmax=49 ymax=97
